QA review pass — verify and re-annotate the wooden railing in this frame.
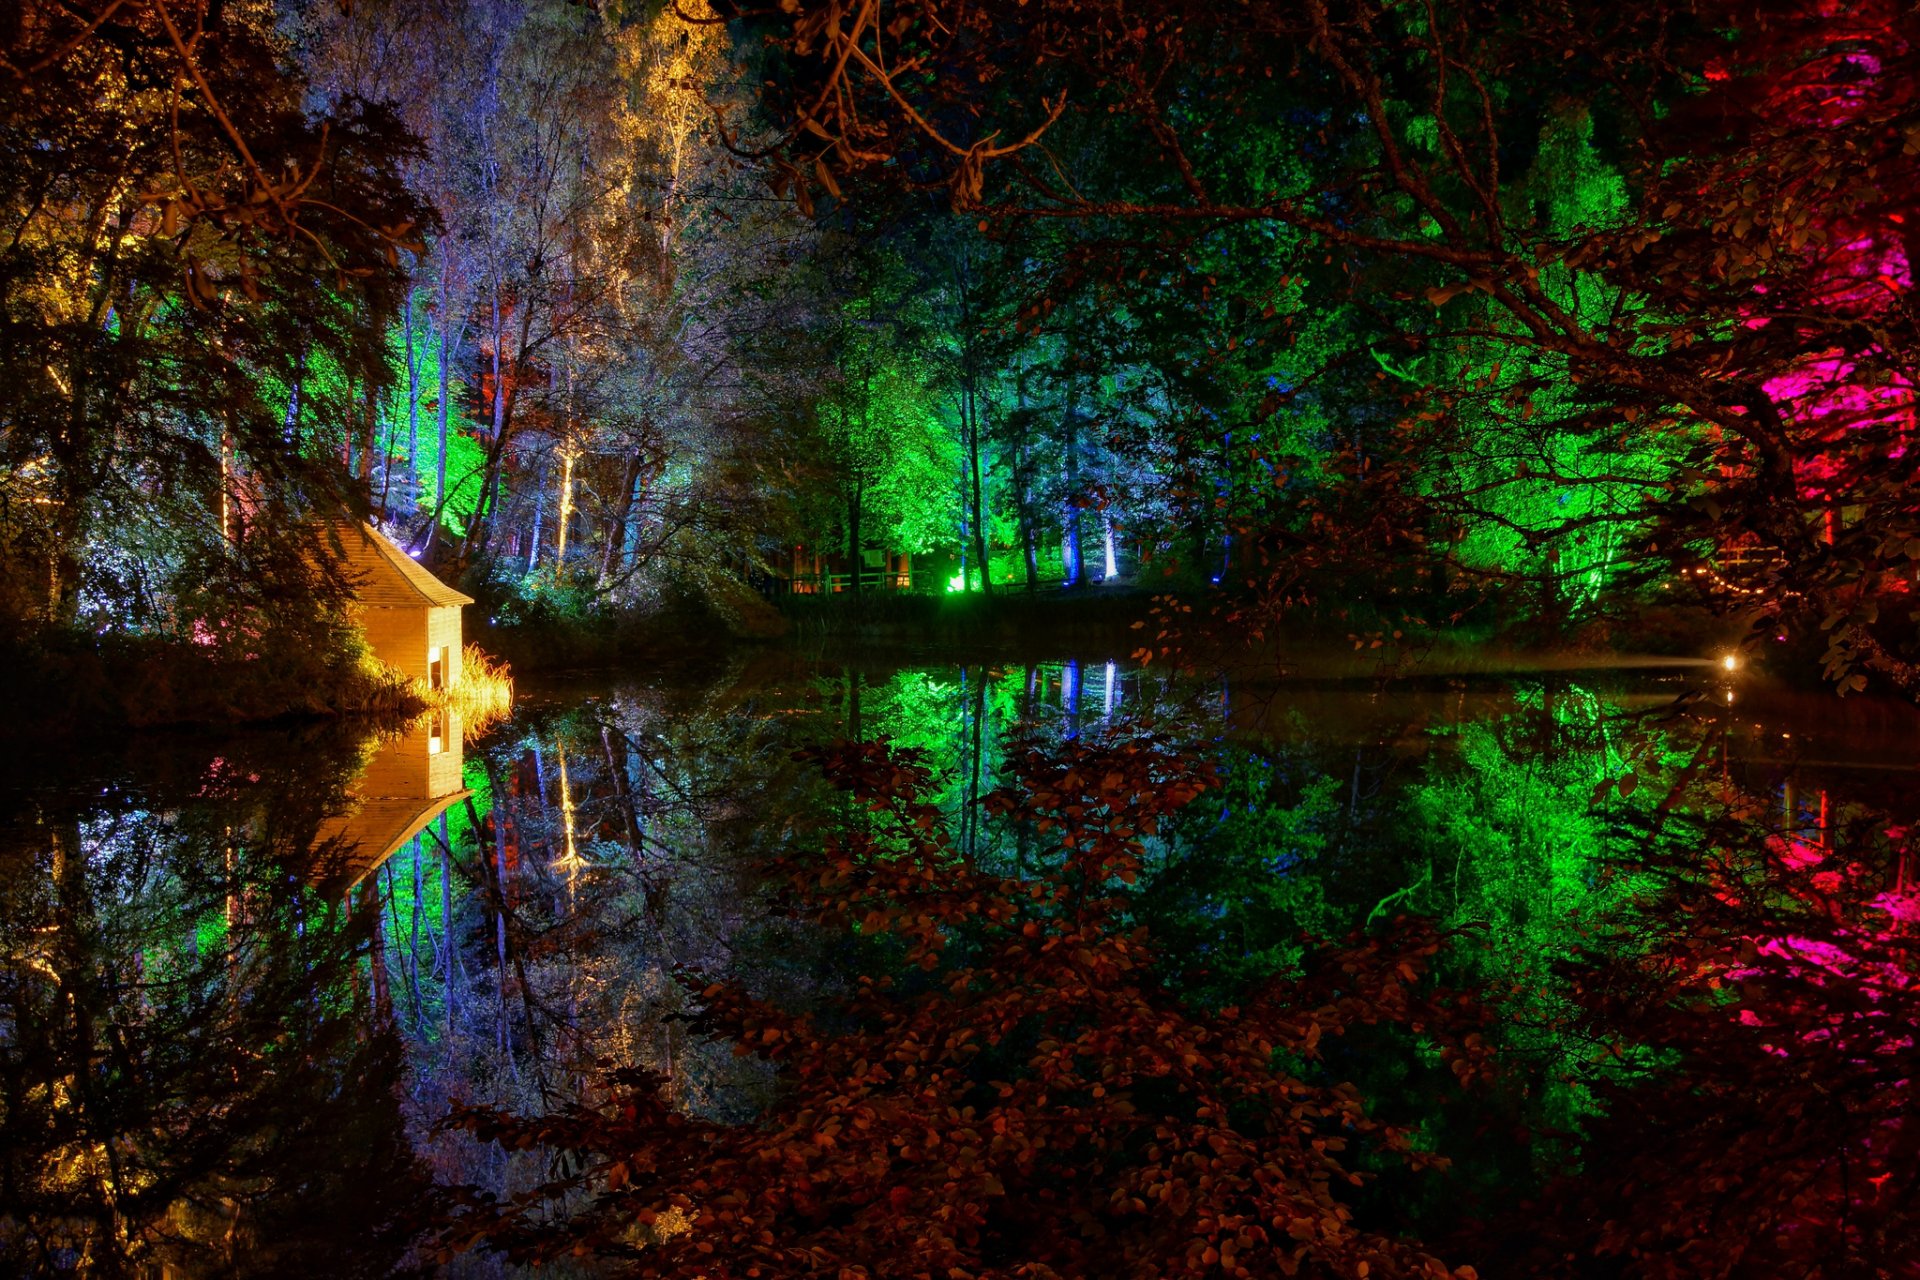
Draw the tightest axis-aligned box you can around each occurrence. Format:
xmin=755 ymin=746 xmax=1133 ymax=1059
xmin=772 ymin=565 xmax=1097 ymax=595
xmin=776 ymin=567 xmax=918 ymax=595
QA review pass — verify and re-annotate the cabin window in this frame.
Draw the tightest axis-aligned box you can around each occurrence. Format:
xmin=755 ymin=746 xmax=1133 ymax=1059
xmin=428 ymin=645 xmax=445 ymax=691
xmin=428 ymin=708 xmax=447 ymax=755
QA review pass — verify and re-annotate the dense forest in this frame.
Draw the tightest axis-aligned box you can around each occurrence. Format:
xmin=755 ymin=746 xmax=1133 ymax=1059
xmin=6 ymin=0 xmax=1917 ymax=703
xmin=6 ymin=2 xmax=1920 ymax=1278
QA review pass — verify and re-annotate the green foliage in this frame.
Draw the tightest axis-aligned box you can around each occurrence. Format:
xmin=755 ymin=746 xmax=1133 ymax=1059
xmin=434 ymin=430 xmax=492 ymax=534
xmin=1431 ymin=109 xmax=1686 ymax=614
xmin=1145 ymin=754 xmax=1344 ymax=998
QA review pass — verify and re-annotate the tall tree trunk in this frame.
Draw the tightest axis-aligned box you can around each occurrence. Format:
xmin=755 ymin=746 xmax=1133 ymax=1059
xmin=1017 ymin=444 xmax=1040 ymax=592
xmin=405 ymin=287 xmax=421 ymax=515
xmin=465 ymin=290 xmax=529 ymax=563
xmin=600 ymin=452 xmax=641 ymax=586
xmin=847 ymin=483 xmax=864 ymax=598
xmin=954 ymin=247 xmax=993 ymax=597
xmin=966 ymin=385 xmax=993 ymax=596
xmin=422 ymin=286 xmax=453 ymax=556
xmin=528 ymin=456 xmax=548 ymax=573
xmin=375 ymin=378 xmax=399 ymax=521
xmin=360 ymin=372 xmax=377 ymax=498
xmin=1063 ymin=407 xmax=1085 ymax=588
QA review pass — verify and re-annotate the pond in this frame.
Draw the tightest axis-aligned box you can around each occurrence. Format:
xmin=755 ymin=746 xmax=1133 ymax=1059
xmin=4 ymin=651 xmax=1917 ymax=1275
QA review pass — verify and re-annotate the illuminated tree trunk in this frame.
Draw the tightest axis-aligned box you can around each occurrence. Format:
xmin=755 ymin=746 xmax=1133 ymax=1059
xmin=1063 ymin=408 xmax=1086 ymax=588
xmin=422 ymin=270 xmax=454 ymax=556
xmin=555 ymin=448 xmax=575 ymax=564
xmin=953 ymin=243 xmax=993 ymax=596
xmin=404 ymin=286 xmax=421 ymax=515
xmin=374 ymin=376 xmax=398 ymax=520
xmin=528 ymin=455 xmax=548 ymax=573
xmin=966 ymin=390 xmax=993 ymax=596
xmin=464 ymin=278 xmax=527 ymax=564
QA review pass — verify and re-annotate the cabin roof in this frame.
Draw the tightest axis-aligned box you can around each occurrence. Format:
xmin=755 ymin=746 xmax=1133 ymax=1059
xmin=340 ymin=522 xmax=474 ymax=609
xmin=311 ymin=788 xmax=473 ymax=891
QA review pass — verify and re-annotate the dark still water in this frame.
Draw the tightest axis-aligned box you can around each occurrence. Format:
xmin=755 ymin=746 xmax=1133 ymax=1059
xmin=4 ymin=653 xmax=1918 ymax=1276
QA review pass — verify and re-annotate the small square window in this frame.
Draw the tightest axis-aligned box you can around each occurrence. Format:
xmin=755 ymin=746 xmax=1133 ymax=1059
xmin=428 ymin=646 xmax=445 ymax=691
xmin=428 ymin=708 xmax=448 ymax=755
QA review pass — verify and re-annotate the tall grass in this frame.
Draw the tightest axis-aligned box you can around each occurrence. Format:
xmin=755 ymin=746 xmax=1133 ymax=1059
xmin=443 ymin=642 xmax=514 ymax=735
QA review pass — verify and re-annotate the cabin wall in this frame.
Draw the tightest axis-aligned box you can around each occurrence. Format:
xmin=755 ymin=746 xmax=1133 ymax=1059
xmin=313 ymin=709 xmax=468 ymax=889
xmin=357 ymin=604 xmax=463 ymax=687
xmin=360 ymin=705 xmax=465 ymax=797
xmin=359 ymin=606 xmax=430 ymax=683
xmin=361 ymin=712 xmax=436 ymax=796
xmin=428 ymin=605 xmax=463 ymax=687
xmin=427 ymin=708 xmax=464 ymax=793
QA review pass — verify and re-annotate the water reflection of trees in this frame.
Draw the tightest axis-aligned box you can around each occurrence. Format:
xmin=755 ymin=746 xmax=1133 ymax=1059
xmin=0 ymin=729 xmax=425 ymax=1276
xmin=385 ymin=677 xmax=825 ymax=1217
xmin=7 ymin=664 xmax=1917 ymax=1274
xmin=429 ymin=663 xmax=1920 ymax=1276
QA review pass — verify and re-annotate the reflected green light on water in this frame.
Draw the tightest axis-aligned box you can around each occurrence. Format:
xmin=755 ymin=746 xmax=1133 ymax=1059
xmin=2 ymin=660 xmax=1915 ymax=1271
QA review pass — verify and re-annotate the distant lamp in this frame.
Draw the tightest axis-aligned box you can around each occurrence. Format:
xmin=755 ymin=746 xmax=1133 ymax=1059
xmin=1721 ymin=653 xmax=1740 ymax=673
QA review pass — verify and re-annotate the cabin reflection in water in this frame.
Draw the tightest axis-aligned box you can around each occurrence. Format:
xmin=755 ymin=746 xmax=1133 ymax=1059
xmin=308 ymin=708 xmax=469 ymax=892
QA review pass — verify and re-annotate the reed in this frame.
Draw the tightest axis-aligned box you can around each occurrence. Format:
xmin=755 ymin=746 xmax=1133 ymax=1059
xmin=447 ymin=643 xmax=515 ymax=733
xmin=397 ymin=642 xmax=515 ymax=735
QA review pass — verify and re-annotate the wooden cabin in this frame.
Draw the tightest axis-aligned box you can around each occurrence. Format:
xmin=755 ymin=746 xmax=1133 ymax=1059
xmin=339 ymin=522 xmax=473 ymax=689
xmin=309 ymin=710 xmax=470 ymax=891
xmin=772 ymin=543 xmax=916 ymax=594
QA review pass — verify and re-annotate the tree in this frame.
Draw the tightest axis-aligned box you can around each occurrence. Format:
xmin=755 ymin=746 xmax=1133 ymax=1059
xmin=1494 ymin=791 xmax=1920 ymax=1277
xmin=0 ymin=731 xmax=428 ymax=1275
xmin=734 ymin=0 xmax=1920 ymax=690
xmin=0 ymin=0 xmax=423 ymax=638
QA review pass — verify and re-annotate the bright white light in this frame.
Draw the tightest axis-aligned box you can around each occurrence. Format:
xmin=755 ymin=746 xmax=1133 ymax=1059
xmin=1721 ymin=653 xmax=1739 ymax=672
